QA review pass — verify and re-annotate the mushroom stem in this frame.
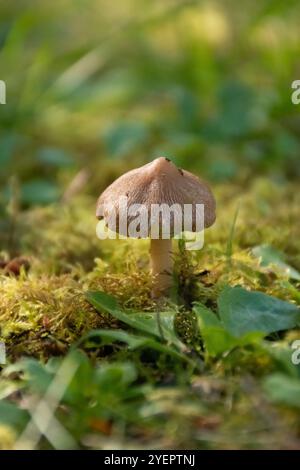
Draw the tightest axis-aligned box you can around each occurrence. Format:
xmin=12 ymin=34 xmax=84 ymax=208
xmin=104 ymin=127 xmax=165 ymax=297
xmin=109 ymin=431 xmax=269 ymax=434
xmin=150 ymin=238 xmax=173 ymax=296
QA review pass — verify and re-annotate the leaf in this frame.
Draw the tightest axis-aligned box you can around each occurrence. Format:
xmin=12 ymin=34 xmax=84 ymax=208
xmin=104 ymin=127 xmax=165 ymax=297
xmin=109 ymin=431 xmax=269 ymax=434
xmin=218 ymin=287 xmax=300 ymax=337
xmin=75 ymin=328 xmax=186 ymax=361
xmin=37 ymin=147 xmax=74 ymax=168
xmin=202 ymin=81 xmax=258 ymax=141
xmin=86 ymin=291 xmax=185 ymax=350
xmin=21 ymin=179 xmax=60 ymax=205
xmin=0 ymin=400 xmax=29 ymax=430
xmin=94 ymin=362 xmax=137 ymax=390
xmin=21 ymin=359 xmax=54 ymax=393
xmin=103 ymin=121 xmax=149 ymax=158
xmin=195 ymin=312 xmax=231 ymax=357
xmin=262 ymin=343 xmax=300 ymax=378
xmin=194 ymin=303 xmax=263 ymax=357
xmin=78 ymin=329 xmax=149 ymax=349
xmin=0 ymin=133 xmax=22 ymax=168
xmin=252 ymin=244 xmax=300 ymax=281
xmin=207 ymin=158 xmax=238 ymax=182
xmin=194 ymin=286 xmax=300 ymax=356
xmin=263 ymin=373 xmax=300 ymax=408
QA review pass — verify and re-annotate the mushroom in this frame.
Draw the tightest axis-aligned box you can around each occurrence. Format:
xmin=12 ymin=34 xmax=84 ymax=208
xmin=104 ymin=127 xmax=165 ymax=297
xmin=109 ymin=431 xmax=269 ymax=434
xmin=96 ymin=157 xmax=216 ymax=297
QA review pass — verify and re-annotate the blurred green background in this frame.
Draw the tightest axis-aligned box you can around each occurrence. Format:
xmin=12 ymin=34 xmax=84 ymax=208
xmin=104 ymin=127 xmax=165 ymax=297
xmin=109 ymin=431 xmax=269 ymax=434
xmin=1 ymin=0 xmax=300 ymax=212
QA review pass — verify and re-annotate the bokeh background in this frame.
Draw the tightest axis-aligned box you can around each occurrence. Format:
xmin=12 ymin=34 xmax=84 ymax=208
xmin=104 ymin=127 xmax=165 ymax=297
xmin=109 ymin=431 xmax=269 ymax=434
xmin=1 ymin=0 xmax=300 ymax=212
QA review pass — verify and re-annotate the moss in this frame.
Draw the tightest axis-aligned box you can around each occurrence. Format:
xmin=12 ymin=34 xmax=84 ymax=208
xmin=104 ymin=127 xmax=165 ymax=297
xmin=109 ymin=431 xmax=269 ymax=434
xmin=0 ymin=272 xmax=112 ymax=360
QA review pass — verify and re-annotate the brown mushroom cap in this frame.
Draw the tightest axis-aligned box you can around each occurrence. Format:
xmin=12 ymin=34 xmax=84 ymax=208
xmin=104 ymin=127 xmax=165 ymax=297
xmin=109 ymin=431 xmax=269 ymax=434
xmin=96 ymin=157 xmax=216 ymax=238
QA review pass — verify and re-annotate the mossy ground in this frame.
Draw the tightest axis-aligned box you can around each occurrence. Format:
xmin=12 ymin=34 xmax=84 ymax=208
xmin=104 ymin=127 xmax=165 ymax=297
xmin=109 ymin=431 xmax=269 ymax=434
xmin=0 ymin=177 xmax=299 ymax=449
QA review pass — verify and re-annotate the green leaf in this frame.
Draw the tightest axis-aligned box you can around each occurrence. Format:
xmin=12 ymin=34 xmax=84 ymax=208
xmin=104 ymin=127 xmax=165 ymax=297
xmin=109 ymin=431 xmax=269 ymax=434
xmin=252 ymin=244 xmax=300 ymax=281
xmin=194 ymin=303 xmax=263 ymax=357
xmin=195 ymin=286 xmax=300 ymax=357
xmin=0 ymin=400 xmax=29 ymax=430
xmin=21 ymin=179 xmax=60 ymax=205
xmin=262 ymin=343 xmax=300 ymax=378
xmin=103 ymin=121 xmax=149 ymax=158
xmin=263 ymin=373 xmax=300 ymax=408
xmin=22 ymin=359 xmax=55 ymax=393
xmin=75 ymin=328 xmax=186 ymax=361
xmin=95 ymin=362 xmax=137 ymax=390
xmin=86 ymin=291 xmax=185 ymax=350
xmin=0 ymin=133 xmax=22 ymax=168
xmin=218 ymin=287 xmax=300 ymax=337
xmin=37 ymin=147 xmax=74 ymax=168
xmin=207 ymin=158 xmax=238 ymax=182
xmin=78 ymin=329 xmax=149 ymax=349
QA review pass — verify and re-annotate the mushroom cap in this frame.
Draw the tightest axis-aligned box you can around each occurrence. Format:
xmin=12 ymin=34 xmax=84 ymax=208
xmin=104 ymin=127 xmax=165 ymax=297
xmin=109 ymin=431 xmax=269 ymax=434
xmin=96 ymin=157 xmax=216 ymax=238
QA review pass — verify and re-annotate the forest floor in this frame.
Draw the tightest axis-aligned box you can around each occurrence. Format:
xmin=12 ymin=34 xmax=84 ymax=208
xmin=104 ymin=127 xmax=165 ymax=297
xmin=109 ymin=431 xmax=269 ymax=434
xmin=0 ymin=177 xmax=299 ymax=449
